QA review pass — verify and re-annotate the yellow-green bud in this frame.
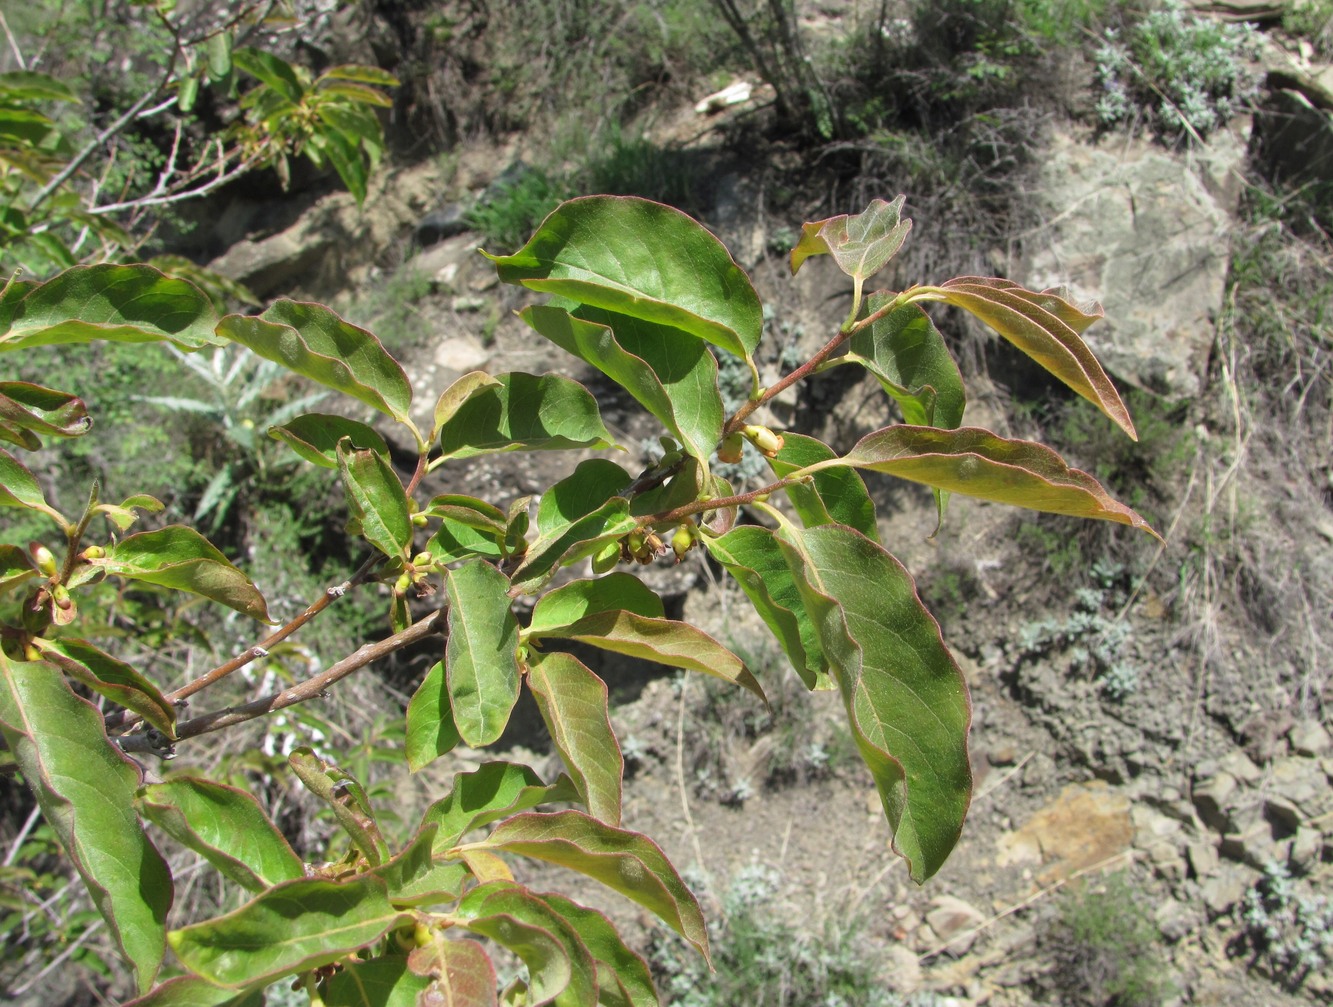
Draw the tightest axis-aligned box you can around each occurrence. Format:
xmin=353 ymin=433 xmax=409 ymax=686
xmin=591 ymin=540 xmax=620 ymax=574
xmin=414 ymin=921 xmax=434 ymax=947
xmin=410 ymin=552 xmax=433 ymax=568
xmin=393 ymin=572 xmax=412 ymax=594
xmin=742 ymin=424 xmax=784 ymax=458
xmin=52 ymin=584 xmax=73 ymax=610
xmin=670 ymin=524 xmax=695 ymax=561
xmin=30 ymin=544 xmax=57 ymax=576
xmin=81 ymin=545 xmax=106 ymax=560
xmin=412 ymin=512 xmax=429 ymax=527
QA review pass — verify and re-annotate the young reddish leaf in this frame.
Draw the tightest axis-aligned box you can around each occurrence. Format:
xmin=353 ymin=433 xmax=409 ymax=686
xmin=418 ymin=761 xmax=579 ymax=852
xmin=269 ymin=413 xmax=389 ymax=468
xmin=289 ymin=746 xmax=390 ymax=867
xmin=0 ymin=446 xmax=50 ymax=510
xmin=217 ymin=301 xmax=413 ymax=425
xmin=431 ymin=370 xmax=502 ymax=439
xmin=169 ymin=876 xmax=407 ymax=988
xmin=847 ymin=299 xmax=965 ymax=430
xmin=704 ymin=526 xmax=830 ymax=692
xmin=446 ymin=561 xmax=521 ymax=746
xmin=527 ymin=573 xmax=664 ymax=636
xmin=540 ymin=892 xmax=659 ymax=1007
xmin=468 ymin=811 xmax=709 ymax=963
xmin=455 ymin=881 xmax=598 ymax=1007
xmin=0 ymin=543 xmax=39 ymax=596
xmin=137 ymin=778 xmax=305 ymax=892
xmin=913 ymin=277 xmax=1135 ymax=439
xmin=366 ymin=825 xmax=469 ymax=906
xmin=321 ymin=956 xmax=435 ymax=1007
xmin=0 ymin=380 xmax=91 ymax=445
xmin=790 ymin=195 xmax=912 ymax=287
xmin=527 ymin=652 xmax=623 ymax=825
xmin=336 ymin=439 xmax=412 ymax=559
xmin=775 ymin=524 xmax=971 ymax=883
xmin=0 ymin=264 xmax=221 ymax=352
xmin=407 ymin=939 xmax=497 ymax=1007
xmin=508 ymin=497 xmax=637 ymax=594
xmin=33 ymin=636 xmax=176 ymax=736
xmin=768 ymin=433 xmax=879 ymax=542
xmin=0 ymin=652 xmax=172 ymax=993
xmin=837 ymin=425 xmax=1160 ymax=537
xmin=522 ymin=304 xmax=726 ymax=462
xmin=436 ymin=372 xmax=618 ymax=459
xmin=406 ymin=660 xmax=462 ymax=772
xmin=487 ymin=196 xmax=762 ymax=364
xmin=528 ymin=609 xmax=765 ymax=703
xmin=122 ymin=976 xmax=265 ymax=1006
xmin=97 ymin=526 xmax=272 ymax=621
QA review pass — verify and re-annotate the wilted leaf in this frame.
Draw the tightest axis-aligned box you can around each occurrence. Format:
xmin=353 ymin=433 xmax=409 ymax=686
xmin=487 ymin=196 xmax=762 ymax=364
xmin=138 ymin=778 xmax=305 ymax=892
xmin=97 ymin=526 xmax=272 ymax=621
xmin=522 ymin=304 xmax=725 ymax=461
xmin=837 ymin=425 xmax=1159 ymax=536
xmin=0 ymin=265 xmax=221 ymax=352
xmin=471 ymin=811 xmax=709 ymax=962
xmin=218 ymin=300 xmax=413 ymax=425
xmin=527 ymin=652 xmax=623 ymax=825
xmin=289 ymin=747 xmax=390 ymax=867
xmin=776 ymin=524 xmax=971 ymax=882
xmin=445 ymin=561 xmax=521 ymax=747
xmin=436 ymin=372 xmax=618 ymax=459
xmin=0 ymin=652 xmax=172 ymax=993
xmin=169 ymin=876 xmax=406 ymax=988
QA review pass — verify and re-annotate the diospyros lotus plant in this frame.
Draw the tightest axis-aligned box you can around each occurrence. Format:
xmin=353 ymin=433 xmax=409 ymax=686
xmin=0 ymin=194 xmax=1158 ymax=1005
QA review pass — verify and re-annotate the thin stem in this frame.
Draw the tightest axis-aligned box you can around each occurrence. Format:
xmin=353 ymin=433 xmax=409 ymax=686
xmin=724 ymin=328 xmax=851 ymax=436
xmin=131 ymin=610 xmax=443 ymax=745
xmin=638 ymin=475 xmax=799 ymax=528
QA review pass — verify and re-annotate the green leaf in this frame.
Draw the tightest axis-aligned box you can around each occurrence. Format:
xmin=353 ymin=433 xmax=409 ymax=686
xmin=790 ymin=196 xmax=912 ymax=286
xmin=848 ymin=299 xmax=965 ymax=429
xmin=527 ymin=652 xmax=623 ymax=825
xmin=289 ymin=747 xmax=390 ymax=867
xmin=471 ymin=811 xmax=709 ymax=962
xmin=232 ymin=47 xmax=305 ymax=103
xmin=775 ymin=524 xmax=971 ymax=882
xmin=0 ymin=70 xmax=79 ymax=103
xmin=323 ymin=956 xmax=435 ymax=1007
xmin=704 ymin=526 xmax=829 ymax=692
xmin=837 ymin=426 xmax=1160 ymax=536
xmin=337 ymin=440 xmax=412 ymax=559
xmin=530 ymin=610 xmax=764 ymax=702
xmin=0 ymin=542 xmax=39 ymax=596
xmin=508 ymin=497 xmax=637 ymax=594
xmin=406 ymin=939 xmax=497 ymax=1007
xmin=431 ymin=371 xmax=502 ymax=440
xmin=406 ymin=660 xmax=461 ymax=772
xmin=427 ymin=521 xmax=505 ymax=563
xmin=205 ymin=32 xmax=233 ymax=83
xmin=456 ymin=882 xmax=598 ymax=1007
xmin=436 ymin=372 xmax=618 ymax=459
xmin=522 ymin=305 xmax=725 ymax=461
xmin=419 ymin=762 xmax=578 ymax=852
xmin=309 ymin=126 xmax=369 ymax=205
xmin=217 ymin=301 xmax=413 ymax=425
xmin=540 ymin=893 xmax=659 ymax=1007
xmin=122 ymin=976 xmax=265 ymax=1007
xmin=366 ymin=825 xmax=469 ymax=906
xmin=137 ymin=777 xmax=305 ymax=892
xmin=527 ymin=574 xmax=663 ymax=636
xmin=0 ymin=265 xmax=221 ymax=352
xmin=536 ymin=459 xmax=633 ymax=538
xmin=446 ymin=561 xmax=521 ymax=746
xmin=318 ymin=64 xmax=400 ymax=87
xmin=0 ymin=381 xmax=91 ymax=446
xmin=0 ymin=653 xmax=172 ymax=993
xmin=768 ymin=433 xmax=879 ymax=541
xmin=487 ymin=196 xmax=762 ymax=364
xmin=169 ymin=876 xmax=407 ymax=988
xmin=98 ymin=526 xmax=272 ymax=621
xmin=270 ymin=412 xmax=388 ymax=468
xmin=917 ymin=277 xmax=1135 ymax=439
xmin=0 ymin=446 xmax=50 ymax=510
xmin=33 ymin=637 xmax=176 ymax=736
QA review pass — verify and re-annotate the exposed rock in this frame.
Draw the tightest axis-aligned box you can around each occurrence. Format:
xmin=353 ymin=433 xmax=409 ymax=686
xmin=1021 ymin=126 xmax=1247 ymax=398
xmin=884 ymin=943 xmax=923 ymax=993
xmin=1288 ymin=825 xmax=1324 ymax=874
xmin=1156 ymin=896 xmax=1203 ymax=942
xmin=1186 ymin=838 xmax=1220 ymax=880
xmin=924 ymin=895 xmax=988 ymax=956
xmin=1133 ymin=804 xmax=1189 ymax=881
xmin=1198 ymin=862 xmax=1257 ymax=916
xmin=995 ymin=782 xmax=1134 ymax=883
xmin=1289 ymin=718 xmax=1331 ymax=757
xmin=1189 ymin=0 xmax=1287 ymax=22
xmin=414 ymin=203 xmax=470 ymax=246
xmin=1191 ymin=770 xmax=1240 ymax=833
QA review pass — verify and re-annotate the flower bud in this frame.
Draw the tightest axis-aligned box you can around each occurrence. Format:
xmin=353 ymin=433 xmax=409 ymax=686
xmin=742 ymin=424 xmax=784 ymax=458
xmin=670 ymin=524 xmax=695 ymax=561
xmin=717 ymin=432 xmax=745 ymax=464
xmin=30 ymin=543 xmax=57 ymax=576
xmin=591 ymin=540 xmax=620 ymax=574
